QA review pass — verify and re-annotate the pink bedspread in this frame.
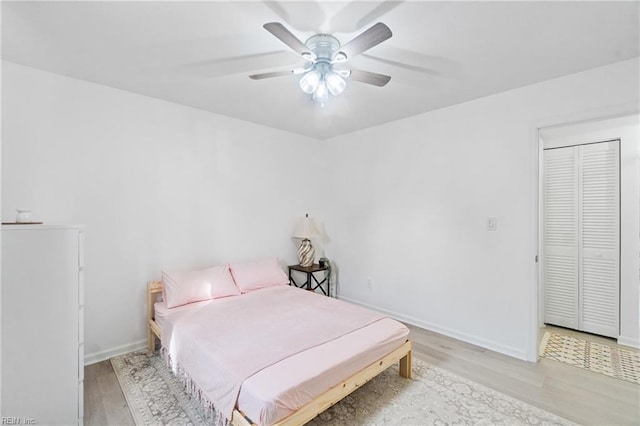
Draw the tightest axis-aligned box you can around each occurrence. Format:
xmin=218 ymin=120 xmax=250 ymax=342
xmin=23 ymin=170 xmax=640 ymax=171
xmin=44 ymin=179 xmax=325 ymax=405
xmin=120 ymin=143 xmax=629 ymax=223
xmin=161 ymin=285 xmax=386 ymax=421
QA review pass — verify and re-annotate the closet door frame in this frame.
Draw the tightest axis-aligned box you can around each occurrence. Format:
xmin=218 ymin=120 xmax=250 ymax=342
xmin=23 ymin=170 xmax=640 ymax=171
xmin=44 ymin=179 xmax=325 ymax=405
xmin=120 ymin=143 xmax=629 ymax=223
xmin=534 ymin=112 xmax=640 ymax=362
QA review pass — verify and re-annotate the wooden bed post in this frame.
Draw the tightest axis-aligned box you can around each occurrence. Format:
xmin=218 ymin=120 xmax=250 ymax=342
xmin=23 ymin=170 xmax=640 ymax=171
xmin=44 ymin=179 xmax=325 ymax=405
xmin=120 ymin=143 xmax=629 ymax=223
xmin=148 ymin=324 xmax=156 ymax=354
xmin=399 ymin=349 xmax=412 ymax=379
xmin=147 ymin=280 xmax=163 ymax=354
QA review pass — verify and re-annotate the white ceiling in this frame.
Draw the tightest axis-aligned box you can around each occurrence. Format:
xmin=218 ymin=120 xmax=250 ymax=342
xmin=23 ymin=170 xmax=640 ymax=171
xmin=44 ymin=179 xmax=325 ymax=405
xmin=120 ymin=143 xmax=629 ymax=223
xmin=2 ymin=1 xmax=638 ymax=140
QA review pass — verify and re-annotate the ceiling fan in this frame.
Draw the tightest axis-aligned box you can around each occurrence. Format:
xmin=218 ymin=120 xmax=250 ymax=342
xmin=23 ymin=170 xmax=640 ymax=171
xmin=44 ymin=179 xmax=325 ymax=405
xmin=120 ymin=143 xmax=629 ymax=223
xmin=250 ymin=22 xmax=393 ymax=104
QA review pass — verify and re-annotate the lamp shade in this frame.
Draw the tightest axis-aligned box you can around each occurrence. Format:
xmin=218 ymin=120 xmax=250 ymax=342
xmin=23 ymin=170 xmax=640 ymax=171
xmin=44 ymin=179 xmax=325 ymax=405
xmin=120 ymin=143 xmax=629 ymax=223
xmin=292 ymin=214 xmax=320 ymax=239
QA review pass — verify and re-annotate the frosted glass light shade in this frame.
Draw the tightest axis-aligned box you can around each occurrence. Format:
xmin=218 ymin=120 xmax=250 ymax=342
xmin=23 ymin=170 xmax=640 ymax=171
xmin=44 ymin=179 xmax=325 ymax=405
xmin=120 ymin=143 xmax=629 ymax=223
xmin=299 ymin=70 xmax=321 ymax=94
xmin=326 ymin=72 xmax=346 ymax=96
xmin=299 ymin=63 xmax=348 ymax=103
xmin=312 ymin=81 xmax=329 ymax=103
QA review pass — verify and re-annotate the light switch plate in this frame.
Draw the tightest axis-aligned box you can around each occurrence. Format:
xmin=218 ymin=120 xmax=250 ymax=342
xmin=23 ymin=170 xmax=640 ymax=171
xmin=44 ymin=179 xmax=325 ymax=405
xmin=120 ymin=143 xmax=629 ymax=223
xmin=487 ymin=216 xmax=497 ymax=231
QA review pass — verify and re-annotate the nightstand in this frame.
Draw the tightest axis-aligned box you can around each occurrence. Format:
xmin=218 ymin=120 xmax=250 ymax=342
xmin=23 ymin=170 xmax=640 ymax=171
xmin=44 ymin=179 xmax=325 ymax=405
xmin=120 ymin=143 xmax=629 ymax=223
xmin=288 ymin=264 xmax=331 ymax=297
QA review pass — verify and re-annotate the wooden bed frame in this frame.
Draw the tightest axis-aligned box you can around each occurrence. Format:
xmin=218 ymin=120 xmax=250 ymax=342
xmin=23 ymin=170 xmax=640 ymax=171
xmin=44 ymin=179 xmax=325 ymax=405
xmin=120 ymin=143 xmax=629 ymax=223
xmin=147 ymin=280 xmax=412 ymax=426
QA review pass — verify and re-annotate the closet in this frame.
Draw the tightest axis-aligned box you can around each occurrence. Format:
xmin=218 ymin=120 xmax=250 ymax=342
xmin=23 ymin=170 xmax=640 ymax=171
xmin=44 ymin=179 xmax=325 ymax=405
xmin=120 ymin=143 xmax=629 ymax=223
xmin=543 ymin=140 xmax=619 ymax=338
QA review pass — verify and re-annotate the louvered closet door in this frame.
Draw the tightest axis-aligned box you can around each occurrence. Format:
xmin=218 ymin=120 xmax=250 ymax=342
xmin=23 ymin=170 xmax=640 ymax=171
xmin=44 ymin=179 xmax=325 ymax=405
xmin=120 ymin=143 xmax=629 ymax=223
xmin=579 ymin=141 xmax=619 ymax=338
xmin=543 ymin=146 xmax=580 ymax=329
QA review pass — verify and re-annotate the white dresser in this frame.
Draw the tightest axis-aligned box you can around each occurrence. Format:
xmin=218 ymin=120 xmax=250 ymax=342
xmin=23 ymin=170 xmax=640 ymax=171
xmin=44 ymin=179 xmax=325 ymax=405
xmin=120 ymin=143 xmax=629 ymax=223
xmin=1 ymin=225 xmax=84 ymax=425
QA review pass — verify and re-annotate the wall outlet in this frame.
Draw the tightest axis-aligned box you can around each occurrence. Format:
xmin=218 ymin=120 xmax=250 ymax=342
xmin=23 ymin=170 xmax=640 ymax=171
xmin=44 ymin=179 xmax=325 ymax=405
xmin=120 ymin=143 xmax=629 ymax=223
xmin=487 ymin=216 xmax=498 ymax=231
xmin=367 ymin=278 xmax=373 ymax=290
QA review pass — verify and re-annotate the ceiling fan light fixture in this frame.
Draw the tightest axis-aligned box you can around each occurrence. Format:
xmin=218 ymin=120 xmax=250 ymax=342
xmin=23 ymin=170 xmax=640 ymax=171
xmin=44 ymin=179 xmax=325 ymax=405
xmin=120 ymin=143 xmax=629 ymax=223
xmin=334 ymin=69 xmax=351 ymax=78
xmin=301 ymin=52 xmax=317 ymax=62
xmin=312 ymin=80 xmax=329 ymax=103
xmin=299 ymin=70 xmax=321 ymax=94
xmin=333 ymin=52 xmax=348 ymax=63
xmin=292 ymin=66 xmax=311 ymax=75
xmin=325 ymin=71 xmax=346 ymax=96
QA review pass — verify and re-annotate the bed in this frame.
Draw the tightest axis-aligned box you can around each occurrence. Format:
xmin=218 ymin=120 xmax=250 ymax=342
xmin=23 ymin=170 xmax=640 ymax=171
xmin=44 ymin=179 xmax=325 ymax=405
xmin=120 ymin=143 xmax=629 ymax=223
xmin=146 ymin=274 xmax=412 ymax=426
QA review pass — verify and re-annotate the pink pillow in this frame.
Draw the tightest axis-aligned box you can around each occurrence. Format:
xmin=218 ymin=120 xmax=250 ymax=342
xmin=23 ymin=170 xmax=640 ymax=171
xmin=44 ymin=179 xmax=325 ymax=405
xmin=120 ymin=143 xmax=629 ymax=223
xmin=230 ymin=258 xmax=289 ymax=293
xmin=162 ymin=264 xmax=240 ymax=308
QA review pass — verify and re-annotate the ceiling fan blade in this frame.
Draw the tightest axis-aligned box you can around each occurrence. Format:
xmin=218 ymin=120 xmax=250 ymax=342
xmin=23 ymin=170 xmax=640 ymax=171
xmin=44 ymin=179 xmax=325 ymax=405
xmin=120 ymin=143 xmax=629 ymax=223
xmin=355 ymin=2 xmax=404 ymax=32
xmin=329 ymin=1 xmax=403 ymax=33
xmin=185 ymin=51 xmax=300 ymax=78
xmin=263 ymin=1 xmax=325 ymax=33
xmin=249 ymin=70 xmax=293 ymax=80
xmin=361 ymin=53 xmax=440 ymax=76
xmin=337 ymin=22 xmax=392 ymax=60
xmin=263 ymin=22 xmax=315 ymax=60
xmin=348 ymin=69 xmax=391 ymax=87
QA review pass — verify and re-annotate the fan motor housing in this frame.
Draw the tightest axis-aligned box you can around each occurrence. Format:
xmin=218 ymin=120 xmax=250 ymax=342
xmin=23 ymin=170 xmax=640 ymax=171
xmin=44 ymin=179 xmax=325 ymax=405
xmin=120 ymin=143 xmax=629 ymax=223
xmin=305 ymin=34 xmax=341 ymax=61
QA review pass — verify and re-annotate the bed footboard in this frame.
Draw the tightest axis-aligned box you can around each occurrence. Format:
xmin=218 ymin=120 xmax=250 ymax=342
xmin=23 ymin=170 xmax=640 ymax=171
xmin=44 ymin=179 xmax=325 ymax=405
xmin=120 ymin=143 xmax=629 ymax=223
xmin=233 ymin=340 xmax=413 ymax=426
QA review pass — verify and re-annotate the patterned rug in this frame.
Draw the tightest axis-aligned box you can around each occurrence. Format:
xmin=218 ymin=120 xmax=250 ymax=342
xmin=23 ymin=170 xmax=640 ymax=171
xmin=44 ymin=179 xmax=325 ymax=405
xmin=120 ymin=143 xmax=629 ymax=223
xmin=539 ymin=331 xmax=640 ymax=385
xmin=112 ymin=350 xmax=574 ymax=426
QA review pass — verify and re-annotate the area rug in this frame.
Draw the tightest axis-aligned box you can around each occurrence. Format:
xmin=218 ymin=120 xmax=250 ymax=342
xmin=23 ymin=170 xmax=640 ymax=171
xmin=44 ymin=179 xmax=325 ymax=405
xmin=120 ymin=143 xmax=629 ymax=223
xmin=539 ymin=331 xmax=640 ymax=385
xmin=112 ymin=350 xmax=573 ymax=426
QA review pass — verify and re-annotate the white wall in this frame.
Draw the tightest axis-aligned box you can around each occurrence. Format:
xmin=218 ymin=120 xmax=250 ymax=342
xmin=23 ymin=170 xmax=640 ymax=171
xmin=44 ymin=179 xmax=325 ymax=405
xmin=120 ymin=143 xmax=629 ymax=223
xmin=1 ymin=61 xmax=322 ymax=363
xmin=322 ymin=58 xmax=639 ymax=360
xmin=0 ymin=6 xmax=3 ymax=406
xmin=2 ymin=57 xmax=638 ymax=365
xmin=540 ymin=115 xmax=640 ymax=347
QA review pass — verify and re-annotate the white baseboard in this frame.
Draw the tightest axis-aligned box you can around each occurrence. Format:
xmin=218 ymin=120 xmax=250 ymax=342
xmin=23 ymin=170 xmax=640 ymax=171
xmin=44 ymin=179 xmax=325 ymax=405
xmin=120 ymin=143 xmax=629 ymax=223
xmin=617 ymin=335 xmax=640 ymax=349
xmin=84 ymin=339 xmax=147 ymax=366
xmin=338 ymin=296 xmax=529 ymax=361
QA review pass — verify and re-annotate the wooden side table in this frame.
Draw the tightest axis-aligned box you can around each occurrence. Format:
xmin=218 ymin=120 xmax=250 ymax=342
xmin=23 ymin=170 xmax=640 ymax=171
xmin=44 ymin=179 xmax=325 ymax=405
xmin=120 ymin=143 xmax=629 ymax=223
xmin=288 ymin=264 xmax=331 ymax=297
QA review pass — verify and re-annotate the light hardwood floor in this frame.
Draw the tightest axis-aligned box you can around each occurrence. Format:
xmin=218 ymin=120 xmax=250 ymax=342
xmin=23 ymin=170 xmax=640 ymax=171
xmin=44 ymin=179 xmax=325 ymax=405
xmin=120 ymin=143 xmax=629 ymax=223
xmin=84 ymin=325 xmax=640 ymax=425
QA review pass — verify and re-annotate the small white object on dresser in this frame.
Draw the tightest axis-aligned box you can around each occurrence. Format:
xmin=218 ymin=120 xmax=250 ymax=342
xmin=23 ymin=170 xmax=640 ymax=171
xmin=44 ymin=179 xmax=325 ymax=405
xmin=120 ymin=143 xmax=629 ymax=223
xmin=1 ymin=224 xmax=84 ymax=425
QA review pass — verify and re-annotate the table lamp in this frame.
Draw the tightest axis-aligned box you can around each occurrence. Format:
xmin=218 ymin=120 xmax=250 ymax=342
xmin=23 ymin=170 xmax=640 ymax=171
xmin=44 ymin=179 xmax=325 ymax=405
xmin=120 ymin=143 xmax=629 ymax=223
xmin=292 ymin=213 xmax=320 ymax=267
